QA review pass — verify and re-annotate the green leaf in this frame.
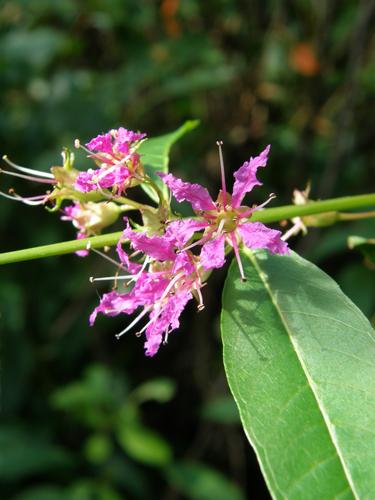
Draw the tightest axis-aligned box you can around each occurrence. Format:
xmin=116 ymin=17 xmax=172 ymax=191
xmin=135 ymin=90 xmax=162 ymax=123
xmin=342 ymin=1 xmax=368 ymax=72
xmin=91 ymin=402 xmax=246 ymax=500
xmin=348 ymin=235 xmax=375 ymax=267
xmin=138 ymin=120 xmax=199 ymax=203
xmin=84 ymin=433 xmax=113 ymax=465
xmin=221 ymin=249 xmax=375 ymax=499
xmin=117 ymin=424 xmax=172 ymax=467
xmin=131 ymin=377 xmax=176 ymax=404
xmin=0 ymin=425 xmax=74 ymax=481
xmin=50 ymin=364 xmax=126 ymax=429
xmin=14 ymin=485 xmax=66 ymax=500
xmin=165 ymin=461 xmax=245 ymax=500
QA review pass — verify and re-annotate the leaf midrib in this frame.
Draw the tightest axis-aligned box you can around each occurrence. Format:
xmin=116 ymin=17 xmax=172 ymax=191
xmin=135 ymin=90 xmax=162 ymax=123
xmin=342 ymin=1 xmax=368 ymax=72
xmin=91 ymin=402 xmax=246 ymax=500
xmin=247 ymin=250 xmax=358 ymax=500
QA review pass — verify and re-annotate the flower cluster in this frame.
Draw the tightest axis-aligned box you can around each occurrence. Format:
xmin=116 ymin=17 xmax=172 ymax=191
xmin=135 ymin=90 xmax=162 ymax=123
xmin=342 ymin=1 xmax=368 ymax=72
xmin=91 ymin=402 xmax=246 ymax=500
xmin=74 ymin=127 xmax=146 ymax=195
xmin=1 ymin=125 xmax=289 ymax=356
xmin=89 ymin=142 xmax=288 ymax=356
xmin=90 ymin=219 xmax=207 ymax=356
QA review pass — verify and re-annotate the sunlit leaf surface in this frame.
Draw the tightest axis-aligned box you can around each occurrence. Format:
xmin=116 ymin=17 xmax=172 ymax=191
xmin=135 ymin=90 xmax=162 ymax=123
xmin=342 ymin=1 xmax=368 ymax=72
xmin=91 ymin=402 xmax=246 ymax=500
xmin=222 ymin=250 xmax=375 ymax=499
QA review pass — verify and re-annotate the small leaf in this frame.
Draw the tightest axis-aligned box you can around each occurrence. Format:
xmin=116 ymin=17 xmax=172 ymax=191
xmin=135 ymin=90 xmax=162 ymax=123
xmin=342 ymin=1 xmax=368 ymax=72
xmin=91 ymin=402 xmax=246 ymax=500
xmin=348 ymin=235 xmax=375 ymax=268
xmin=0 ymin=425 xmax=74 ymax=481
xmin=50 ymin=364 xmax=126 ymax=428
xmin=165 ymin=461 xmax=245 ymax=500
xmin=222 ymin=249 xmax=375 ymax=499
xmin=138 ymin=120 xmax=199 ymax=203
xmin=117 ymin=424 xmax=172 ymax=467
xmin=84 ymin=434 xmax=113 ymax=465
xmin=131 ymin=377 xmax=176 ymax=404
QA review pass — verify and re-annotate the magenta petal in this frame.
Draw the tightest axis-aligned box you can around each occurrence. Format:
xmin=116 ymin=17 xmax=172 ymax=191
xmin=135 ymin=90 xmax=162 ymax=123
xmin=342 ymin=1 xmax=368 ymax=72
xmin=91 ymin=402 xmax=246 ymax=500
xmin=124 ymin=228 xmax=176 ymax=261
xmin=116 ymin=127 xmax=146 ymax=148
xmin=144 ymin=334 xmax=163 ymax=357
xmin=116 ymin=240 xmax=142 ymax=274
xmin=172 ymin=251 xmax=196 ymax=275
xmin=75 ymin=170 xmax=97 ymax=192
xmin=165 ymin=219 xmax=208 ymax=248
xmin=200 ymin=234 xmax=226 ymax=270
xmin=238 ymin=221 xmax=289 ymax=255
xmin=89 ymin=290 xmax=140 ymax=326
xmin=86 ymin=133 xmax=113 ymax=153
xmin=231 ymin=145 xmax=270 ymax=208
xmin=75 ymin=232 xmax=89 ymax=257
xmin=144 ymin=292 xmax=192 ymax=356
xmin=158 ymin=172 xmax=215 ymax=212
xmin=132 ymin=273 xmax=169 ymax=305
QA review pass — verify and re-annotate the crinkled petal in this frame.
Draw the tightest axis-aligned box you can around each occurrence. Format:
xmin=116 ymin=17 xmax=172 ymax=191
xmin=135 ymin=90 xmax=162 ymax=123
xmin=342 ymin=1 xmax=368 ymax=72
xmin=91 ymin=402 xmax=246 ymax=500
xmin=89 ymin=290 xmax=140 ymax=326
xmin=200 ymin=234 xmax=226 ymax=270
xmin=75 ymin=169 xmax=97 ymax=192
xmin=231 ymin=145 xmax=270 ymax=208
xmin=132 ymin=273 xmax=169 ymax=305
xmin=124 ymin=226 xmax=175 ymax=261
xmin=144 ymin=292 xmax=192 ymax=356
xmin=238 ymin=221 xmax=289 ymax=254
xmin=165 ymin=219 xmax=208 ymax=248
xmin=116 ymin=239 xmax=142 ymax=274
xmin=75 ymin=164 xmax=132 ymax=194
xmin=116 ymin=127 xmax=146 ymax=152
xmin=86 ymin=133 xmax=113 ymax=153
xmin=172 ymin=251 xmax=196 ymax=275
xmin=158 ymin=172 xmax=215 ymax=212
xmin=144 ymin=334 xmax=163 ymax=357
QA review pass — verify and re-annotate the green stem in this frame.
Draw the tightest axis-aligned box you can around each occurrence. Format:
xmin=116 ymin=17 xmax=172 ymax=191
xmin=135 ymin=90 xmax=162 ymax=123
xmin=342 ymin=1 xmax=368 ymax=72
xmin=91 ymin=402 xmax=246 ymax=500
xmin=250 ymin=193 xmax=375 ymax=223
xmin=0 ymin=232 xmax=123 ymax=265
xmin=1 ymin=192 xmax=374 ymax=265
xmin=115 ymin=196 xmax=151 ymax=211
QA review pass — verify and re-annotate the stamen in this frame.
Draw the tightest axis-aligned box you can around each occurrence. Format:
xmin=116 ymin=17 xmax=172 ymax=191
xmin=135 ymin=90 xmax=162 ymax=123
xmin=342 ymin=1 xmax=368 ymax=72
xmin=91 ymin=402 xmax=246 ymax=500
xmin=2 ymin=155 xmax=54 ymax=179
xmin=194 ymin=285 xmax=205 ymax=311
xmin=182 ymin=235 xmax=209 ymax=253
xmin=74 ymin=139 xmax=118 ymax=166
xmin=251 ymin=193 xmax=276 ymax=212
xmin=216 ymin=218 xmax=225 ymax=236
xmin=126 ymin=256 xmax=150 ymax=284
xmin=89 ymin=274 xmax=135 ymax=283
xmin=281 ymin=220 xmax=303 ymax=241
xmin=91 ymin=247 xmax=127 ymax=270
xmin=158 ymin=271 xmax=185 ymax=303
xmin=116 ymin=306 xmax=151 ymax=338
xmin=0 ymin=190 xmax=47 ymax=206
xmin=216 ymin=140 xmax=227 ymax=210
xmin=230 ymin=233 xmax=247 ymax=282
xmin=0 ymin=168 xmax=55 ymax=184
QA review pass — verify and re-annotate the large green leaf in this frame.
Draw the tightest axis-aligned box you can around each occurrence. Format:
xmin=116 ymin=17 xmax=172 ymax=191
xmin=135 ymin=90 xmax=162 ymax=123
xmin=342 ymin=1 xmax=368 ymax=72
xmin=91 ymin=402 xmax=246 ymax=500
xmin=221 ymin=249 xmax=375 ymax=499
xmin=138 ymin=120 xmax=199 ymax=203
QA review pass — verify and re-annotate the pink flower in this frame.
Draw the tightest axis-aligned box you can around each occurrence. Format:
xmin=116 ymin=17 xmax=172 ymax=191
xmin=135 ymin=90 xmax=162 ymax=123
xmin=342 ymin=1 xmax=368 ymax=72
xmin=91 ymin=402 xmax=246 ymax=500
xmin=158 ymin=144 xmax=288 ymax=280
xmin=75 ymin=127 xmax=146 ymax=195
xmin=90 ymin=221 xmax=206 ymax=356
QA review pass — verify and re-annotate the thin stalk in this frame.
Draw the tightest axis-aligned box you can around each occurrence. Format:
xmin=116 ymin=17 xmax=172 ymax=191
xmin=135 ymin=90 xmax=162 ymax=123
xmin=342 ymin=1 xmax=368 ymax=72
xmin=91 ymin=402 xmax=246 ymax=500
xmin=337 ymin=210 xmax=375 ymax=221
xmin=1 ymin=192 xmax=374 ymax=265
xmin=114 ymin=196 xmax=150 ymax=211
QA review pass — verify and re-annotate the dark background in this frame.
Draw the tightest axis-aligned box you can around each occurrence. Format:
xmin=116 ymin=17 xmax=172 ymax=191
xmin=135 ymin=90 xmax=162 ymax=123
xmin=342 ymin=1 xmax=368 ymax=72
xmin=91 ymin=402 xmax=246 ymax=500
xmin=1 ymin=1 xmax=375 ymax=499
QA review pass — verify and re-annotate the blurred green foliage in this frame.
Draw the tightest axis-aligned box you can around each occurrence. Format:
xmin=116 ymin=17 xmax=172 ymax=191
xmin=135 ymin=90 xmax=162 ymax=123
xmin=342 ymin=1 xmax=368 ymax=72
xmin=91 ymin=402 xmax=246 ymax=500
xmin=1 ymin=0 xmax=374 ymax=498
